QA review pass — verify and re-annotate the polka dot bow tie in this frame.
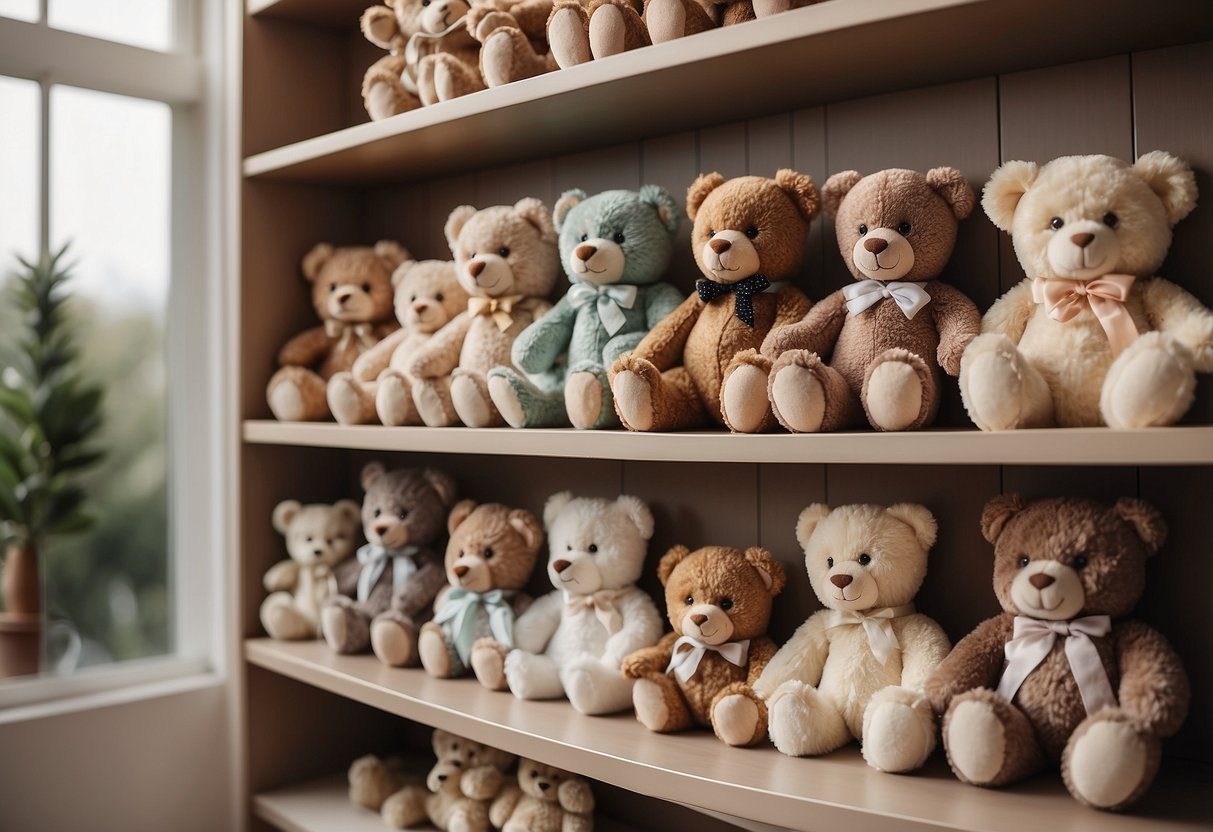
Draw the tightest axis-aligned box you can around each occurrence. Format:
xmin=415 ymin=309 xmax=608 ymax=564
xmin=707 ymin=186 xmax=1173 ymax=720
xmin=696 ymin=274 xmax=771 ymax=327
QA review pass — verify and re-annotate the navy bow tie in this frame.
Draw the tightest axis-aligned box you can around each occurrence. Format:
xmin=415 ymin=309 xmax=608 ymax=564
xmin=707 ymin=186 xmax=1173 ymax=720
xmin=696 ymin=274 xmax=771 ymax=327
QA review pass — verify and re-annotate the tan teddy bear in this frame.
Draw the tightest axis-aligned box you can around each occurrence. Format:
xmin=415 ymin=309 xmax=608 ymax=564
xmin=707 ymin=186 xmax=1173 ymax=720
xmin=467 ymin=0 xmax=560 ymax=89
xmin=623 ymin=545 xmax=785 ymax=747
xmin=490 ymin=759 xmax=595 ymax=832
xmin=408 ymin=200 xmax=560 ymax=428
xmin=609 ymin=170 xmax=816 ymax=432
xmin=418 ymin=500 xmax=544 ymax=679
xmin=326 ymin=259 xmax=469 ymax=426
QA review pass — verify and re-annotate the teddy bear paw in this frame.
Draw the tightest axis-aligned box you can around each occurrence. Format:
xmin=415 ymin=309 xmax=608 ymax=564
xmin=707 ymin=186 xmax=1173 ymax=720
xmin=587 ymin=4 xmax=628 ymax=59
xmin=488 ymin=375 xmax=527 ymax=428
xmin=612 ymin=369 xmax=655 ymax=431
xmin=752 ymin=0 xmax=791 ymax=16
xmin=644 ymin=0 xmax=686 ymax=43
xmin=268 ymin=379 xmax=308 ymax=422
xmin=327 ymin=373 xmax=369 ymax=425
xmin=321 ymin=606 xmax=350 ymax=652
xmin=470 ymin=640 xmax=509 ymax=691
xmin=766 ymin=680 xmax=843 ymax=757
xmin=713 ymin=694 xmax=761 ymax=747
xmin=565 ymin=371 xmax=604 ymax=430
xmin=865 ymin=358 xmax=924 ymax=432
xmin=1065 ymin=718 xmax=1152 ymax=810
xmin=261 ymin=600 xmax=314 ymax=641
xmin=770 ymin=363 xmax=825 ymax=433
xmin=722 ymin=363 xmax=771 ymax=433
xmin=347 ymin=755 xmax=393 ymax=811
xmin=548 ymin=4 xmax=592 ymax=69
xmin=371 ymin=618 xmax=418 ymax=668
xmin=944 ymin=698 xmax=1007 ymax=785
xmin=861 ymin=695 xmax=935 ymax=772
xmin=417 ymin=623 xmax=453 ymax=676
xmin=451 ymin=375 xmax=496 ymax=427
xmin=959 ymin=333 xmax=1051 ymax=430
xmin=632 ymin=678 xmax=671 ymax=731
xmin=375 ymin=372 xmax=414 ymax=426
xmin=1101 ymin=331 xmax=1196 ymax=429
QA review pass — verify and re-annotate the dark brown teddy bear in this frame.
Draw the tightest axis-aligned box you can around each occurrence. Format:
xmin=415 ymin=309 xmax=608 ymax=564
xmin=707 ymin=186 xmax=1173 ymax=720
xmin=924 ymin=494 xmax=1189 ymax=811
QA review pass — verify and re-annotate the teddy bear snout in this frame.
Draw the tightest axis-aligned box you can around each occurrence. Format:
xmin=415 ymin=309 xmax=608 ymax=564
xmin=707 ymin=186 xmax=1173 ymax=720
xmin=1045 ymin=219 xmax=1120 ymax=277
xmin=851 ymin=229 xmax=915 ymax=280
xmin=575 ymin=244 xmax=597 ymax=260
xmin=690 ymin=613 xmax=708 ymax=625
xmin=709 ymin=238 xmax=732 ymax=254
xmin=569 ymin=238 xmax=625 ymax=284
xmin=702 ymin=231 xmax=760 ymax=280
xmin=1071 ymin=233 xmax=1095 ymax=248
xmin=1010 ymin=560 xmax=1085 ymax=620
xmin=453 ymin=564 xmax=470 ymax=578
xmin=538 ymin=781 xmax=551 ymax=791
xmin=468 ymin=260 xmax=487 ymax=278
xmin=830 ymin=574 xmax=854 ymax=588
xmin=1028 ymin=573 xmax=1055 ymax=589
xmin=681 ymin=605 xmax=734 ymax=643
xmin=863 ymin=238 xmax=889 ymax=254
xmin=552 ymin=559 xmax=572 ymax=573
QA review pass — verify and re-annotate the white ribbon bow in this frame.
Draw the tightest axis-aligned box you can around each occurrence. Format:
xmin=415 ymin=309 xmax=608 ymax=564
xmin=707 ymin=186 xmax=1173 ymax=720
xmin=355 ymin=543 xmax=419 ymax=603
xmin=996 ymin=614 xmax=1116 ymax=716
xmin=564 ymin=589 xmax=625 ymax=636
xmin=432 ymin=588 xmax=516 ymax=664
xmin=843 ymin=280 xmax=931 ymax=320
xmin=825 ymin=603 xmax=916 ymax=665
xmin=324 ymin=319 xmax=378 ymax=352
xmin=665 ymin=635 xmax=750 ymax=683
xmin=566 ymin=282 xmax=638 ymax=336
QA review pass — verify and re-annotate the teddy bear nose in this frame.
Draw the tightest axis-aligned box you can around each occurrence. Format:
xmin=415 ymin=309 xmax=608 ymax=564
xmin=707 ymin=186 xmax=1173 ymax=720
xmin=575 ymin=244 xmax=597 ymax=261
xmin=863 ymin=238 xmax=889 ymax=254
xmin=436 ymin=774 xmax=448 ymax=782
xmin=1071 ymin=232 xmax=1096 ymax=248
xmin=374 ymin=522 xmax=391 ymax=537
xmin=830 ymin=574 xmax=853 ymax=588
xmin=468 ymin=260 xmax=487 ymax=277
xmin=453 ymin=565 xmax=470 ymax=578
xmin=313 ymin=547 xmax=324 ymax=556
xmin=708 ymin=238 xmax=732 ymax=254
xmin=412 ymin=301 xmax=429 ymax=312
xmin=1029 ymin=573 xmax=1056 ymax=589
xmin=552 ymin=559 xmax=572 ymax=573
xmin=690 ymin=613 xmax=708 ymax=625
xmin=538 ymin=782 xmax=551 ymax=791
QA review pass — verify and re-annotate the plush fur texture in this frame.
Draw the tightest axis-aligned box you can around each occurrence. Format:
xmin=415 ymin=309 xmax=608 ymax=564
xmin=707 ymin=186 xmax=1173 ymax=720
xmin=609 ymin=170 xmax=816 ymax=432
xmin=267 ymin=241 xmax=410 ymax=422
xmin=261 ymin=499 xmax=362 ymax=640
xmin=755 ymin=503 xmax=951 ymax=772
xmin=489 ymin=186 xmax=684 ymax=429
xmin=623 ymin=545 xmax=785 ymax=746
xmin=924 ymin=495 xmax=1189 ymax=810
xmin=419 ymin=501 xmax=543 ymax=679
xmin=959 ymin=152 xmax=1213 ymax=430
xmin=470 ymin=493 xmax=663 ymax=715
xmin=408 ymin=200 xmax=560 ymax=427
xmin=750 ymin=168 xmax=982 ymax=433
xmin=489 ymin=759 xmax=595 ymax=832
xmin=320 ymin=464 xmax=457 ymax=664
xmin=470 ymin=0 xmax=562 ymax=89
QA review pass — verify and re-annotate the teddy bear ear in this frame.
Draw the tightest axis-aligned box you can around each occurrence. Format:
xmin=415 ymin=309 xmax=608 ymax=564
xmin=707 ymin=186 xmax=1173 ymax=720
xmin=686 ymin=172 xmax=726 ymax=221
xmin=795 ymin=503 xmax=832 ymax=550
xmin=508 ymin=509 xmax=545 ymax=550
xmin=360 ymin=462 xmax=387 ymax=491
xmin=444 ymin=205 xmax=478 ymax=253
xmin=886 ymin=503 xmax=939 ymax=550
xmin=821 ymin=171 xmax=863 ymax=218
xmin=479 ymin=746 xmax=516 ymax=771
xmin=514 ymin=197 xmax=558 ymax=243
xmin=615 ymin=494 xmax=655 ymax=540
xmin=423 ymin=468 xmax=459 ymax=507
xmin=743 ymin=547 xmax=787 ymax=597
xmin=981 ymin=160 xmax=1038 ymax=232
xmin=1113 ymin=497 xmax=1168 ymax=556
xmin=360 ymin=5 xmax=400 ymax=50
xmin=447 ymin=499 xmax=477 ymax=535
xmin=272 ymin=500 xmax=302 ymax=534
xmin=334 ymin=499 xmax=361 ymax=526
xmin=430 ymin=729 xmax=453 ymax=754
xmin=553 ymin=189 xmax=587 ymax=231
xmin=389 ymin=260 xmax=416 ymax=289
xmin=980 ymin=493 xmax=1026 ymax=544
xmin=543 ymin=491 xmax=574 ymax=529
xmin=657 ymin=545 xmax=693 ymax=586
xmin=926 ymin=167 xmax=976 ymax=220
xmin=1132 ymin=151 xmax=1198 ymax=226
xmin=374 ymin=240 xmax=412 ymax=272
xmin=639 ymin=184 xmax=682 ymax=234
xmin=775 ymin=169 xmax=820 ymax=223
xmin=301 ymin=243 xmax=334 ymax=282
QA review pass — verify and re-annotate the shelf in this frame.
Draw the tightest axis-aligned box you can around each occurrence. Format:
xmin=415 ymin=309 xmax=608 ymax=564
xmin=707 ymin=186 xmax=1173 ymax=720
xmin=246 ymin=639 xmax=1212 ymax=832
xmin=246 ymin=0 xmax=365 ymax=27
xmin=240 ymin=0 xmax=1212 ymax=184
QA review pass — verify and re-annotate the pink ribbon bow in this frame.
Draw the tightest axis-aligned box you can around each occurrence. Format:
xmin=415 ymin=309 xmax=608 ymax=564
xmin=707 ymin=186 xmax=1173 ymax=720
xmin=1031 ymin=274 xmax=1139 ymax=357
xmin=995 ymin=614 xmax=1116 ymax=716
xmin=564 ymin=589 xmax=624 ymax=636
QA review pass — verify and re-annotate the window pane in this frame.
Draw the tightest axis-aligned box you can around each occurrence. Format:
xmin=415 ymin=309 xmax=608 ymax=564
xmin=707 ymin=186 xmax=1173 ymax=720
xmin=0 ymin=0 xmax=37 ymax=21
xmin=49 ymin=0 xmax=172 ymax=51
xmin=0 ymin=76 xmax=39 ymax=268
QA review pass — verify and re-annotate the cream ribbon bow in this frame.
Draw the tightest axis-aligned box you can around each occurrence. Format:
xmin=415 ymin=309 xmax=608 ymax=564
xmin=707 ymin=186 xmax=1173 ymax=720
xmin=995 ymin=614 xmax=1116 ymax=716
xmin=355 ymin=543 xmax=420 ymax=603
xmin=324 ymin=319 xmax=378 ymax=352
xmin=665 ymin=635 xmax=750 ymax=683
xmin=468 ymin=294 xmax=524 ymax=333
xmin=825 ymin=603 xmax=916 ymax=665
xmin=564 ymin=589 xmax=625 ymax=636
xmin=843 ymin=280 xmax=931 ymax=320
xmin=566 ymin=282 xmax=638 ymax=336
xmin=433 ymin=588 xmax=516 ymax=665
xmin=1031 ymin=274 xmax=1139 ymax=357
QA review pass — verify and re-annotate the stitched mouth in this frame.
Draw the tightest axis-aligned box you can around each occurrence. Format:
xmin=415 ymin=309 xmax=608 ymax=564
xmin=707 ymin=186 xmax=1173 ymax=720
xmin=697 ymin=625 xmax=718 ymax=639
xmin=558 ymin=574 xmax=579 ymax=585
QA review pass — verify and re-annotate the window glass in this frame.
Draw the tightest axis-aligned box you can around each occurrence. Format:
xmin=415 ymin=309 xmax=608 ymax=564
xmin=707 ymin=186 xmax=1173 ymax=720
xmin=49 ymin=0 xmax=172 ymax=51
xmin=0 ymin=0 xmax=37 ymax=22
xmin=0 ymin=76 xmax=39 ymax=269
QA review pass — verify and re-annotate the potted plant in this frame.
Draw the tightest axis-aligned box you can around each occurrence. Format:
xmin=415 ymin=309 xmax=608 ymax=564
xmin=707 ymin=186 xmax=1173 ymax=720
xmin=0 ymin=246 xmax=103 ymax=678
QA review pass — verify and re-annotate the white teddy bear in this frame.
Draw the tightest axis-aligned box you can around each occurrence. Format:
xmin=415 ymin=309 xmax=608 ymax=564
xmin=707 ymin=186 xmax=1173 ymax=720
xmin=755 ymin=503 xmax=951 ymax=773
xmin=470 ymin=492 xmax=662 ymax=715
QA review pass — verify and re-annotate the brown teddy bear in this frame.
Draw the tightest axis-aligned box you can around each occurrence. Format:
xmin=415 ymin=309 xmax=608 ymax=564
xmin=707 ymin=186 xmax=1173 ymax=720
xmin=267 ymin=241 xmax=410 ymax=422
xmin=489 ymin=758 xmax=595 ymax=832
xmin=467 ymin=0 xmax=560 ymax=89
xmin=609 ymin=170 xmax=817 ymax=432
xmin=925 ymin=494 xmax=1190 ymax=810
xmin=623 ymin=545 xmax=785 ymax=747
xmin=417 ymin=500 xmax=544 ymax=679
xmin=408 ymin=200 xmax=560 ymax=428
xmin=735 ymin=167 xmax=981 ymax=434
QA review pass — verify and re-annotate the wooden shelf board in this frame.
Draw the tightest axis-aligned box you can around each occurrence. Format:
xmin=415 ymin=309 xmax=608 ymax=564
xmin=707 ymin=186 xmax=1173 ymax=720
xmin=240 ymin=0 xmax=1212 ymax=184
xmin=246 ymin=639 xmax=1212 ymax=832
xmin=247 ymin=0 xmax=365 ymax=26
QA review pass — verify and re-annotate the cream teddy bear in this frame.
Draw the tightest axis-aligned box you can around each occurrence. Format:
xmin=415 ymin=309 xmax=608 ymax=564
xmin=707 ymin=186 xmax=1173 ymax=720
xmin=490 ymin=758 xmax=595 ymax=832
xmin=755 ymin=503 xmax=951 ymax=772
xmin=469 ymin=492 xmax=663 ymax=715
xmin=960 ymin=151 xmax=1213 ymax=430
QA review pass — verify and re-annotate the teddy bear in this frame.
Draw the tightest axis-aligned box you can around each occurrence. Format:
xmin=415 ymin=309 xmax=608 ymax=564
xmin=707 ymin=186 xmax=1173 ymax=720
xmin=754 ymin=503 xmax=951 ymax=773
xmin=466 ymin=0 xmax=561 ymax=90
xmin=469 ymin=492 xmax=663 ymax=715
xmin=266 ymin=241 xmax=410 ymax=422
xmin=487 ymin=186 xmax=685 ymax=429
xmin=489 ymin=758 xmax=595 ymax=832
xmin=417 ymin=500 xmax=544 ymax=679
xmin=622 ymin=544 xmax=785 ymax=746
xmin=734 ymin=167 xmax=983 ymax=434
xmin=260 ymin=498 xmax=362 ymax=640
xmin=924 ymin=494 xmax=1190 ymax=810
xmin=609 ymin=170 xmax=817 ymax=432
xmin=319 ymin=463 xmax=456 ymax=665
xmin=408 ymin=200 xmax=561 ymax=428
xmin=959 ymin=152 xmax=1213 ymax=430
xmin=326 ymin=259 xmax=469 ymax=426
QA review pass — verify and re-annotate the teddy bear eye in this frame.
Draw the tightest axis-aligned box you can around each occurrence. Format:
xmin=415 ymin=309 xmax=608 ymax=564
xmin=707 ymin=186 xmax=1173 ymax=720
xmin=858 ymin=553 xmax=872 ymax=566
xmin=720 ymin=598 xmax=733 ymax=610
xmin=451 ymin=760 xmax=462 ymax=768
xmin=826 ymin=557 xmax=833 ymax=567
xmin=530 ymin=770 xmax=539 ymax=778
xmin=436 ymin=293 xmax=444 ymax=302
xmin=361 ymin=282 xmax=371 ymax=293
xmin=305 ymin=535 xmax=313 ymax=542
xmin=329 ymin=282 xmax=337 ymax=292
xmin=484 ymin=547 xmax=494 ymax=560
xmin=422 ymin=0 xmax=430 ymax=5
xmin=1049 ymin=217 xmax=1065 ymax=230
xmin=579 ymin=233 xmax=588 ymax=242
xmin=613 ymin=232 xmax=625 ymax=244
xmin=374 ymin=508 xmax=382 ymax=518
xmin=858 ymin=224 xmax=868 ymax=235
xmin=566 ymin=544 xmax=572 ymax=551
xmin=588 ymin=544 xmax=598 ymax=553
xmin=398 ymin=509 xmax=408 ymax=521
xmin=684 ymin=595 xmax=694 ymax=605
xmin=897 ymin=222 xmax=912 ymax=235
xmin=1103 ymin=213 xmax=1118 ymax=228
xmin=1017 ymin=555 xmax=1030 ymax=568
xmin=498 ymin=247 xmax=510 ymax=258
xmin=708 ymin=229 xmax=716 ymax=237
xmin=410 ymin=295 xmax=417 ymax=302
xmin=744 ymin=226 xmax=758 ymax=239
xmin=1073 ymin=554 xmax=1089 ymax=569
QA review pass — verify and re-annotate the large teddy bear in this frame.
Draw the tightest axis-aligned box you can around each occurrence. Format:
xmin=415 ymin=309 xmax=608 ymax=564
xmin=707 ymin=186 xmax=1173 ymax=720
xmin=609 ymin=170 xmax=817 ymax=432
xmin=488 ymin=186 xmax=684 ymax=429
xmin=267 ymin=241 xmax=410 ymax=422
xmin=960 ymin=151 xmax=1213 ymax=430
xmin=755 ymin=503 xmax=952 ymax=773
xmin=490 ymin=759 xmax=595 ymax=832
xmin=736 ymin=167 xmax=982 ymax=433
xmin=320 ymin=463 xmax=456 ymax=664
xmin=408 ymin=200 xmax=561 ymax=428
xmin=469 ymin=492 xmax=663 ymax=715
xmin=623 ymin=544 xmax=785 ymax=746
xmin=925 ymin=495 xmax=1190 ymax=810
xmin=326 ymin=259 xmax=469 ymax=426
xmin=418 ymin=500 xmax=544 ymax=679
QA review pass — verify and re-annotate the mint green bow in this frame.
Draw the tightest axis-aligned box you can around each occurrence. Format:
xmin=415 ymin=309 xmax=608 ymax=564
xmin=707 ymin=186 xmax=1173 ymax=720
xmin=433 ymin=588 xmax=517 ymax=664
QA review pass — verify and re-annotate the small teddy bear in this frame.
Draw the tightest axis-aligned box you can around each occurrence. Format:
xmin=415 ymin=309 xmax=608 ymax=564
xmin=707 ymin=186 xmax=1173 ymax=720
xmin=740 ymin=167 xmax=982 ymax=433
xmin=960 ymin=151 xmax=1213 ymax=430
xmin=467 ymin=0 xmax=560 ymax=89
xmin=267 ymin=241 xmax=410 ymax=422
xmin=260 ymin=499 xmax=362 ymax=640
xmin=418 ymin=500 xmax=544 ymax=679
xmin=470 ymin=492 xmax=663 ymax=715
xmin=326 ymin=259 xmax=469 ymax=426
xmin=924 ymin=494 xmax=1189 ymax=810
xmin=408 ymin=200 xmax=561 ymax=428
xmin=319 ymin=463 xmax=456 ymax=664
xmin=490 ymin=758 xmax=595 ymax=832
xmin=609 ymin=170 xmax=817 ymax=432
xmin=623 ymin=544 xmax=785 ymax=746
xmin=488 ymin=186 xmax=684 ymax=429
xmin=755 ymin=503 xmax=951 ymax=773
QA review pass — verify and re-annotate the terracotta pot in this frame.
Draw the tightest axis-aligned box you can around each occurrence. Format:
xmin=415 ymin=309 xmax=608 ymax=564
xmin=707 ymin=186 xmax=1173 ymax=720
xmin=0 ymin=544 xmax=42 ymax=677
xmin=3 ymin=542 xmax=40 ymax=615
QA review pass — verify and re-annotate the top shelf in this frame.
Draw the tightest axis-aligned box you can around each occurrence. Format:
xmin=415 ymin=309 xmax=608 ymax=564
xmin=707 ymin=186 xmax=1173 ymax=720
xmin=242 ymin=0 xmax=1213 ymax=184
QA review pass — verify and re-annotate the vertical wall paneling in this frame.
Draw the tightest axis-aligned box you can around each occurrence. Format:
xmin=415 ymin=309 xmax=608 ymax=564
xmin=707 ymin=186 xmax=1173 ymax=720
xmin=554 ymin=144 xmax=642 ymax=197
xmin=422 ymin=174 xmax=478 ymax=260
xmin=641 ymin=131 xmax=701 ymax=292
xmin=757 ymin=464 xmax=827 ymax=643
xmin=698 ymin=121 xmax=749 ymax=180
xmin=791 ymin=108 xmax=829 ymax=299
xmin=476 ymin=157 xmax=556 ymax=211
